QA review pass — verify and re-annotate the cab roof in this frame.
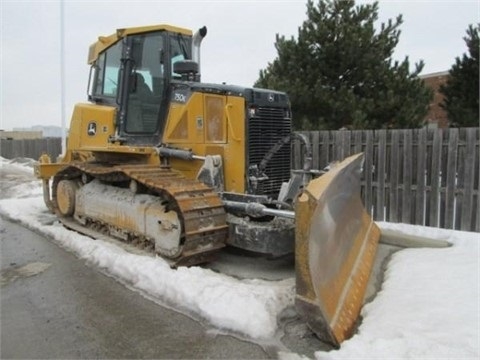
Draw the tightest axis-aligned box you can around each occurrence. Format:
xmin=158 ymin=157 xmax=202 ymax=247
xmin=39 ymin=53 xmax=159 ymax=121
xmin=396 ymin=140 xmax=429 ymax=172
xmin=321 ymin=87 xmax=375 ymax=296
xmin=87 ymin=24 xmax=192 ymax=64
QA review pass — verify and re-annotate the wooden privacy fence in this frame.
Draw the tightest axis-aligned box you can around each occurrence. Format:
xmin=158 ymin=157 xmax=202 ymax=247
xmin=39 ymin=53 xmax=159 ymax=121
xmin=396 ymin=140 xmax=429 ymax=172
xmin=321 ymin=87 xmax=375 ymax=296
xmin=0 ymin=138 xmax=62 ymax=161
xmin=292 ymin=127 xmax=479 ymax=232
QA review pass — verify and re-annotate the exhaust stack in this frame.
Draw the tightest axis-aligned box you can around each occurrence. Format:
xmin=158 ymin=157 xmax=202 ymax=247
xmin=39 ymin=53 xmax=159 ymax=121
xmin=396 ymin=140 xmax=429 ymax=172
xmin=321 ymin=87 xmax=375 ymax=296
xmin=192 ymin=26 xmax=207 ymax=78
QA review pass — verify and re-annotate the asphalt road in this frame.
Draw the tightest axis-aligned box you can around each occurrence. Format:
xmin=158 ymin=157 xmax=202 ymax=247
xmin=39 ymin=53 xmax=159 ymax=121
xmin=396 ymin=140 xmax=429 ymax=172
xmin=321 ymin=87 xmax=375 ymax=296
xmin=0 ymin=218 xmax=276 ymax=359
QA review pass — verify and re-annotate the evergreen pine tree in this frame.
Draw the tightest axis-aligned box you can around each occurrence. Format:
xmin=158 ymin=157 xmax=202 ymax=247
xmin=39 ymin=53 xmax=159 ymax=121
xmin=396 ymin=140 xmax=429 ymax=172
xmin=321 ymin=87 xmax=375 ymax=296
xmin=255 ymin=0 xmax=433 ymax=130
xmin=440 ymin=24 xmax=479 ymax=127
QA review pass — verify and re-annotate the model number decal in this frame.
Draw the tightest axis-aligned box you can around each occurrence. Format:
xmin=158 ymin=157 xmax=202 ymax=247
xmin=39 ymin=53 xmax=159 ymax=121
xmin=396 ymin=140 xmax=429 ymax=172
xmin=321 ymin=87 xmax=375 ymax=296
xmin=174 ymin=92 xmax=187 ymax=103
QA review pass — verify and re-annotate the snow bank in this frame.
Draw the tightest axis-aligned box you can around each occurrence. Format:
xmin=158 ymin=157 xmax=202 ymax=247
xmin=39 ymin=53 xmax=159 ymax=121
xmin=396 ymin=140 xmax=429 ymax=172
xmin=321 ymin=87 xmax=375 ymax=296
xmin=0 ymin=157 xmax=42 ymax=198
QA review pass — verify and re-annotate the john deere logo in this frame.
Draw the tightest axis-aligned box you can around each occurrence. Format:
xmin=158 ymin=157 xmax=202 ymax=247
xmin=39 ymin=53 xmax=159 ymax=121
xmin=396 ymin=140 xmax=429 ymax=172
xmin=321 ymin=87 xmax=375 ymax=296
xmin=87 ymin=122 xmax=97 ymax=136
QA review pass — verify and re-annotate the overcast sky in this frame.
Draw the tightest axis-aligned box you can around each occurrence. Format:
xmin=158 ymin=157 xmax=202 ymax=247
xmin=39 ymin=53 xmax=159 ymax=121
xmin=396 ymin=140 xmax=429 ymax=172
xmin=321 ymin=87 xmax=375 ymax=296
xmin=1 ymin=0 xmax=478 ymax=131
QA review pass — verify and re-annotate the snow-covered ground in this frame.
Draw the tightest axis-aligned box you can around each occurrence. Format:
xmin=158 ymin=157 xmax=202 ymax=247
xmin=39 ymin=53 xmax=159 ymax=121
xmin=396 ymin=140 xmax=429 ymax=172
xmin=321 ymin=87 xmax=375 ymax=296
xmin=1 ymin=157 xmax=479 ymax=359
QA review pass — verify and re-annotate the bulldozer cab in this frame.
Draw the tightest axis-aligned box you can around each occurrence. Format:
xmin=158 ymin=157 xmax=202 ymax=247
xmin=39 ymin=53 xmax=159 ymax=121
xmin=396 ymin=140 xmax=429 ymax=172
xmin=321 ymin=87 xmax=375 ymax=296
xmin=87 ymin=27 xmax=193 ymax=144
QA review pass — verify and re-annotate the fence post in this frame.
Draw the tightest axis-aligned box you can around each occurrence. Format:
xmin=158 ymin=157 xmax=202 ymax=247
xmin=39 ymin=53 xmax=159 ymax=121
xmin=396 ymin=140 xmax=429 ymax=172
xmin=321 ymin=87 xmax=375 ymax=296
xmin=415 ymin=128 xmax=427 ymax=226
xmin=401 ymin=130 xmax=413 ymax=223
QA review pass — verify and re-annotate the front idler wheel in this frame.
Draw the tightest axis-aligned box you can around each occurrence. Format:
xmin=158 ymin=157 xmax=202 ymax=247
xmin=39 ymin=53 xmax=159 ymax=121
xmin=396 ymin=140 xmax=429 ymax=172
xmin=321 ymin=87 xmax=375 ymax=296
xmin=56 ymin=179 xmax=78 ymax=217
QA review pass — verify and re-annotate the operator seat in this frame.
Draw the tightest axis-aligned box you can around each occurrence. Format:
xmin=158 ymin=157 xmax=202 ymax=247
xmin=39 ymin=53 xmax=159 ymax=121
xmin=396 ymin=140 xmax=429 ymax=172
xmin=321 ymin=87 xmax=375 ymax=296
xmin=133 ymin=73 xmax=153 ymax=101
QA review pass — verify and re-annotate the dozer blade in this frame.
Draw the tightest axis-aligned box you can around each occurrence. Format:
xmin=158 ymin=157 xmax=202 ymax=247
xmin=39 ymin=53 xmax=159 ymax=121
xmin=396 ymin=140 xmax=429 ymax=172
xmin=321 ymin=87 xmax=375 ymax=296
xmin=295 ymin=153 xmax=380 ymax=348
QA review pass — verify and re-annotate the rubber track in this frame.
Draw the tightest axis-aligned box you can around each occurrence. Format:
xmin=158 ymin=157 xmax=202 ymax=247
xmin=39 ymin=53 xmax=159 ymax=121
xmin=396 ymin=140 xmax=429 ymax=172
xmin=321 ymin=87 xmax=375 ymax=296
xmin=54 ymin=163 xmax=228 ymax=267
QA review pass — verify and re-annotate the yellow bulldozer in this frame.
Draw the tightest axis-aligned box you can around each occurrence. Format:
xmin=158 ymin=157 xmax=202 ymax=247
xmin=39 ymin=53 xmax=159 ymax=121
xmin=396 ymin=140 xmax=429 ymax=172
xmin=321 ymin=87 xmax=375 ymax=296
xmin=35 ymin=24 xmax=380 ymax=347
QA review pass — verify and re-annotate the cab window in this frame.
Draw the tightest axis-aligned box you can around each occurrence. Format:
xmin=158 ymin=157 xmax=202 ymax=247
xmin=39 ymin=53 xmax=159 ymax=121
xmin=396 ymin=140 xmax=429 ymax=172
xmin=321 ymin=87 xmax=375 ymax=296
xmin=94 ymin=41 xmax=122 ymax=97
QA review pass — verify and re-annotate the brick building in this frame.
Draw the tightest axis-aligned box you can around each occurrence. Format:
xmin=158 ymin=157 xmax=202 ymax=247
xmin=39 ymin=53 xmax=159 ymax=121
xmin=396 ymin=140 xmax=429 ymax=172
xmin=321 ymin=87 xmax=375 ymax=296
xmin=420 ymin=71 xmax=450 ymax=128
